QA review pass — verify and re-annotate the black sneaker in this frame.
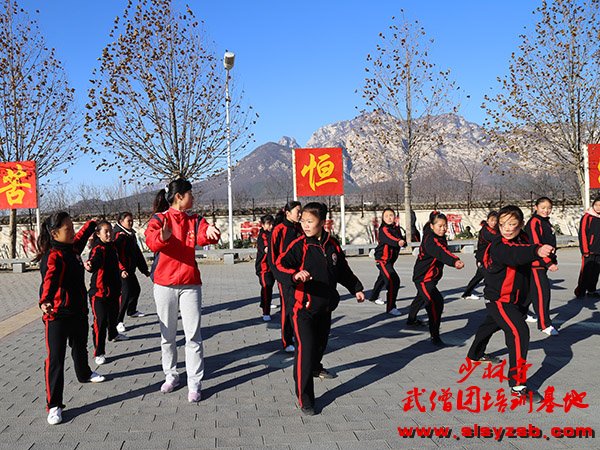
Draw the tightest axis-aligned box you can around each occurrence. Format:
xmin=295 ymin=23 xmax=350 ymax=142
xmin=301 ymin=405 xmax=316 ymax=416
xmin=313 ymin=368 xmax=337 ymax=379
xmin=478 ymin=354 xmax=502 ymax=364
xmin=431 ymin=337 xmax=446 ymax=347
xmin=406 ymin=319 xmax=428 ymax=327
xmin=511 ymin=386 xmax=543 ymax=403
xmin=588 ymin=291 xmax=600 ymax=299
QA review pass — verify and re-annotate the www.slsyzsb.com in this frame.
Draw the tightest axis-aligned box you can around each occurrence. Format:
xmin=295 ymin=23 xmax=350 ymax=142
xmin=397 ymin=424 xmax=595 ymax=441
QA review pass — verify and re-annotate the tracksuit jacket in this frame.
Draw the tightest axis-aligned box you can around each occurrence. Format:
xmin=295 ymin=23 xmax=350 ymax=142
xmin=525 ymin=213 xmax=557 ymax=268
xmin=412 ymin=231 xmax=459 ymax=284
xmin=114 ymin=223 xmax=149 ymax=276
xmin=475 ymin=221 xmax=499 ymax=263
xmin=374 ymin=223 xmax=405 ymax=264
xmin=255 ymin=229 xmax=271 ymax=276
xmin=578 ymin=209 xmax=600 ymax=256
xmin=39 ymin=220 xmax=96 ymax=320
xmin=482 ymin=232 xmax=542 ymax=304
xmin=88 ymin=238 xmax=122 ymax=299
xmin=276 ymin=232 xmax=364 ymax=312
xmin=145 ymin=208 xmax=218 ymax=286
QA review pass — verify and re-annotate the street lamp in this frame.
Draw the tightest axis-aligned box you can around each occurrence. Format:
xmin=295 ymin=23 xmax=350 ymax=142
xmin=224 ymin=51 xmax=235 ymax=249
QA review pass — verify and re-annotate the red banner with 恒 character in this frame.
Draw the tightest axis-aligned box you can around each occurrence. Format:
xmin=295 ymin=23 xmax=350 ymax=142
xmin=294 ymin=147 xmax=344 ymax=197
xmin=588 ymin=144 xmax=600 ymax=189
xmin=0 ymin=161 xmax=38 ymax=209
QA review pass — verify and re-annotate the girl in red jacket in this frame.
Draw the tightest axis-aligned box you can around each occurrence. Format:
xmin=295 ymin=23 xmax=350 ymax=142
xmin=85 ymin=220 xmax=129 ymax=366
xmin=575 ymin=196 xmax=600 ymax=298
xmin=145 ymin=178 xmax=220 ymax=403
xmin=35 ymin=213 xmax=105 ymax=425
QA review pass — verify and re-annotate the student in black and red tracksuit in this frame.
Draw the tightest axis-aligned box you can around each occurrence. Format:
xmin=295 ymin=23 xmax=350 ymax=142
xmin=575 ymin=196 xmax=600 ymax=298
xmin=467 ymin=205 xmax=554 ymax=403
xmin=524 ymin=197 xmax=559 ymax=336
xmin=114 ymin=211 xmax=150 ymax=333
xmin=270 ymin=201 xmax=302 ymax=353
xmin=369 ymin=208 xmax=406 ymax=315
xmin=276 ymin=202 xmax=365 ymax=416
xmin=35 ymin=212 xmax=105 ymax=426
xmin=462 ymin=211 xmax=499 ymax=300
xmin=85 ymin=221 xmax=129 ymax=366
xmin=256 ymin=214 xmax=275 ymax=321
xmin=407 ymin=211 xmax=464 ymax=345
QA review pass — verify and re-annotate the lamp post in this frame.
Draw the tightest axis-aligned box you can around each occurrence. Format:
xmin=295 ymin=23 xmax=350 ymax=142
xmin=224 ymin=51 xmax=235 ymax=249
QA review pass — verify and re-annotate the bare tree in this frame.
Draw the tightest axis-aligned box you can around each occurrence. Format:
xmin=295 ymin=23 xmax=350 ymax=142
xmin=0 ymin=0 xmax=80 ymax=257
xmin=483 ymin=0 xmax=600 ymax=206
xmin=85 ymin=0 xmax=255 ymax=183
xmin=356 ymin=12 xmax=458 ymax=241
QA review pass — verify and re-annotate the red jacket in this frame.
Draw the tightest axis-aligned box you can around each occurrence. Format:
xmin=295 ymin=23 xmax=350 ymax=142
xmin=145 ymin=208 xmax=218 ymax=286
xmin=39 ymin=220 xmax=96 ymax=321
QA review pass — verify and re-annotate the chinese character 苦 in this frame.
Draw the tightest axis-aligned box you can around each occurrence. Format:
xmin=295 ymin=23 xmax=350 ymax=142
xmin=0 ymin=164 xmax=31 ymax=206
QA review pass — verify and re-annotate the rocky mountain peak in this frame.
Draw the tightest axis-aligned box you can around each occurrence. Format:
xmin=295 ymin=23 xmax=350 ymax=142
xmin=277 ymin=136 xmax=299 ymax=148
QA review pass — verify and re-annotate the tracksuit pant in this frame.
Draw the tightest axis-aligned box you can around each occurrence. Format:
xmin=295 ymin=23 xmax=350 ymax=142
xmin=463 ymin=264 xmax=484 ymax=297
xmin=277 ymin=282 xmax=295 ymax=348
xmin=258 ymin=271 xmax=275 ymax=316
xmin=154 ymin=284 xmax=204 ymax=392
xmin=90 ymin=295 xmax=120 ymax=357
xmin=370 ymin=261 xmax=400 ymax=312
xmin=575 ymin=254 xmax=600 ymax=295
xmin=43 ymin=315 xmax=94 ymax=410
xmin=528 ymin=268 xmax=552 ymax=330
xmin=408 ymin=281 xmax=444 ymax=339
xmin=118 ymin=273 xmax=141 ymax=322
xmin=291 ymin=306 xmax=331 ymax=409
xmin=468 ymin=301 xmax=529 ymax=387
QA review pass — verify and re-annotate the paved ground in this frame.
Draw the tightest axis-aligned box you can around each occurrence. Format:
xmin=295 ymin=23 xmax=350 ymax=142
xmin=0 ymin=248 xmax=598 ymax=450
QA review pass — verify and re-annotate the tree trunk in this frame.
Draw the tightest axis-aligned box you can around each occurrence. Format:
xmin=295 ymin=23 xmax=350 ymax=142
xmin=578 ymin=161 xmax=586 ymax=208
xmin=404 ymin=171 xmax=412 ymax=244
xmin=9 ymin=209 xmax=17 ymax=258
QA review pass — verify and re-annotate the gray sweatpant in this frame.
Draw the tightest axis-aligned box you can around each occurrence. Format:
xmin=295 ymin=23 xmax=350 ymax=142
xmin=154 ymin=284 xmax=204 ymax=392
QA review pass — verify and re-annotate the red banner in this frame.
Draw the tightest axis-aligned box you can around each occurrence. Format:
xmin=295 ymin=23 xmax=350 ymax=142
xmin=294 ymin=147 xmax=344 ymax=197
xmin=0 ymin=161 xmax=38 ymax=210
xmin=589 ymin=144 xmax=600 ymax=189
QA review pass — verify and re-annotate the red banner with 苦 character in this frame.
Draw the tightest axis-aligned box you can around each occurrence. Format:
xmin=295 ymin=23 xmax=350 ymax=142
xmin=589 ymin=144 xmax=600 ymax=189
xmin=294 ymin=147 xmax=344 ymax=197
xmin=0 ymin=161 xmax=38 ymax=209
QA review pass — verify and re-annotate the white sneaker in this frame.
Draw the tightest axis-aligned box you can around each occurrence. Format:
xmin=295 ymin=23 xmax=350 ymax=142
xmin=284 ymin=345 xmax=295 ymax=353
xmin=262 ymin=315 xmax=271 ymax=322
xmin=129 ymin=311 xmax=146 ymax=318
xmin=116 ymin=322 xmax=126 ymax=333
xmin=526 ymin=314 xmax=537 ymax=323
xmin=270 ymin=304 xmax=278 ymax=309
xmin=47 ymin=406 xmax=62 ymax=425
xmin=88 ymin=371 xmax=105 ymax=383
xmin=111 ymin=333 xmax=129 ymax=341
xmin=374 ymin=299 xmax=386 ymax=305
xmin=94 ymin=355 xmax=106 ymax=365
xmin=388 ymin=308 xmax=401 ymax=316
xmin=542 ymin=326 xmax=559 ymax=336
xmin=463 ymin=294 xmax=480 ymax=300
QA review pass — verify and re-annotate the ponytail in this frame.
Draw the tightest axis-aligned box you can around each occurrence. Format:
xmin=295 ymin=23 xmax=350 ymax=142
xmin=34 ymin=211 xmax=71 ymax=262
xmin=153 ymin=178 xmax=193 ymax=213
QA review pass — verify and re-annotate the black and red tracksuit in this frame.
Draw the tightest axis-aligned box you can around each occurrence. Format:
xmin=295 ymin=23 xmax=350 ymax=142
xmin=369 ymin=223 xmax=406 ymax=312
xmin=575 ymin=210 xmax=600 ymax=296
xmin=408 ymin=230 xmax=459 ymax=339
xmin=88 ymin=238 xmax=123 ymax=357
xmin=39 ymin=220 xmax=96 ymax=411
xmin=467 ymin=232 xmax=544 ymax=387
xmin=269 ymin=218 xmax=302 ymax=348
xmin=276 ymin=232 xmax=363 ymax=409
xmin=525 ymin=213 xmax=557 ymax=329
xmin=256 ymin=228 xmax=275 ymax=316
xmin=114 ymin=223 xmax=150 ymax=322
xmin=463 ymin=221 xmax=498 ymax=297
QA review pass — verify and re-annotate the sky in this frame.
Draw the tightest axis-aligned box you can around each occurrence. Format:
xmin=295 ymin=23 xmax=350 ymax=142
xmin=16 ymin=0 xmax=538 ymax=188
